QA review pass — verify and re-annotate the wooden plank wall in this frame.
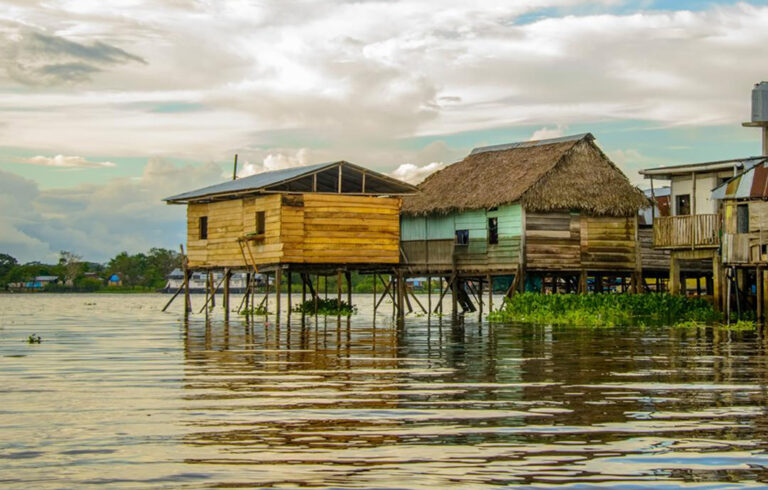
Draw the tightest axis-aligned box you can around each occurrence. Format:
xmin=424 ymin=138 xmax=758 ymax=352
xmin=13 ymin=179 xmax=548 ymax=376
xmin=525 ymin=212 xmax=581 ymax=270
xmin=638 ymin=227 xmax=670 ymax=271
xmin=581 ymin=216 xmax=637 ymax=270
xmin=186 ymin=194 xmax=282 ymax=268
xmin=301 ymin=194 xmax=400 ymax=264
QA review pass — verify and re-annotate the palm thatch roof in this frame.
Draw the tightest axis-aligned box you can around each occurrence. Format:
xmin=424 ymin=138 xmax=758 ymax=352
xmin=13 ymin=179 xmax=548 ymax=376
xmin=402 ymin=133 xmax=648 ymax=217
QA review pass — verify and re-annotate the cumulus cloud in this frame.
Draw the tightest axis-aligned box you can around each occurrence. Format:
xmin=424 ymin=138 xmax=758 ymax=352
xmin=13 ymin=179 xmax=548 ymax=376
xmin=530 ymin=125 xmax=567 ymax=141
xmin=19 ymin=155 xmax=116 ymax=169
xmin=237 ymin=149 xmax=310 ymax=178
xmin=389 ymin=162 xmax=445 ymax=185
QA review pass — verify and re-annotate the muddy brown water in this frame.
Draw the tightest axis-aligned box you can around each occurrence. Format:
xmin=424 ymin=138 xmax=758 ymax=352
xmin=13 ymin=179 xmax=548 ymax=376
xmin=2 ymin=293 xmax=768 ymax=488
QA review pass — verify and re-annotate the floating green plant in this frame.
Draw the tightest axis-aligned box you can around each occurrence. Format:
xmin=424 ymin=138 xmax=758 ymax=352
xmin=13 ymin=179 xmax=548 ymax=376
xmin=488 ymin=293 xmax=720 ymax=327
xmin=27 ymin=334 xmax=42 ymax=344
xmin=292 ymin=298 xmax=357 ymax=316
xmin=240 ymin=305 xmax=269 ymax=316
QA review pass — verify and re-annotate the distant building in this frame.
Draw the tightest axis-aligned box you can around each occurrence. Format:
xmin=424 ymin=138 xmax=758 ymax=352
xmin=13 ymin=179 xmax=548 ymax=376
xmin=107 ymin=274 xmax=122 ymax=287
xmin=26 ymin=275 xmax=59 ymax=290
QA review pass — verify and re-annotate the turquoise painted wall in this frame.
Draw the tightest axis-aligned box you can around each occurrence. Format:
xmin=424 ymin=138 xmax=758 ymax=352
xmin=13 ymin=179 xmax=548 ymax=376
xmin=400 ymin=204 xmax=523 ymax=241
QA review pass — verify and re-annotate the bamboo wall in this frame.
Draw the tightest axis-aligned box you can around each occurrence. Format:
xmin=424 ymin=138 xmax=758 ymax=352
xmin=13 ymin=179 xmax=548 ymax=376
xmin=186 ymin=193 xmax=401 ymax=268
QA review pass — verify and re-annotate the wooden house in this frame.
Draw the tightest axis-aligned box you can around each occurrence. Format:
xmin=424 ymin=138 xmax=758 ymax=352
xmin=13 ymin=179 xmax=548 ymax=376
xmin=164 ymin=161 xmax=417 ymax=317
xmin=165 ymin=161 xmax=416 ymax=269
xmin=639 ymin=156 xmax=765 ymax=302
xmin=399 ymin=133 xmax=648 ymax=303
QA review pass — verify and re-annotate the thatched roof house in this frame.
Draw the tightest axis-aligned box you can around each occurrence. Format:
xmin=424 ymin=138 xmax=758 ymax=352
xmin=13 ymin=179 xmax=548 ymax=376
xmin=402 ymin=133 xmax=648 ymax=216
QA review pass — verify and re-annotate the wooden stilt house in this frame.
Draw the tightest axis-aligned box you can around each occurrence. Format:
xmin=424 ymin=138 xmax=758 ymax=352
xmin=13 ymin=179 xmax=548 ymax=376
xmin=399 ymin=133 xmax=648 ymax=301
xmin=164 ymin=161 xmax=417 ymax=318
xmin=165 ymin=161 xmax=417 ymax=269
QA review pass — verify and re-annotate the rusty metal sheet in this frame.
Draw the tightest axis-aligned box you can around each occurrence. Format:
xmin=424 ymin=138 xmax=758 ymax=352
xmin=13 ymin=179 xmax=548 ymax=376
xmin=750 ymin=163 xmax=768 ymax=198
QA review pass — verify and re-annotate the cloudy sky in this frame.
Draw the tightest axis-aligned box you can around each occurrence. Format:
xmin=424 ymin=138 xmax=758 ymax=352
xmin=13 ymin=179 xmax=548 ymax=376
xmin=2 ymin=0 xmax=768 ymax=263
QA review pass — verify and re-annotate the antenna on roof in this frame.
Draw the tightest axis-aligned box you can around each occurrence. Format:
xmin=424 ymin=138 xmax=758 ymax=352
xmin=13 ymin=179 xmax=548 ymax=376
xmin=232 ymin=154 xmax=238 ymax=180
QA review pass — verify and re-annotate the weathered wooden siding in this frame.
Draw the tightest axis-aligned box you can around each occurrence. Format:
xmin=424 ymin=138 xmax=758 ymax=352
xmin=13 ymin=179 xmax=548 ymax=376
xmin=580 ymin=216 xmax=637 ymax=270
xmin=187 ymin=193 xmax=400 ymax=267
xmin=301 ymin=194 xmax=400 ymax=264
xmin=525 ymin=212 xmax=581 ymax=270
xmin=187 ymin=195 xmax=282 ymax=268
xmin=638 ymin=227 xmax=670 ymax=271
xmin=400 ymin=204 xmax=522 ymax=272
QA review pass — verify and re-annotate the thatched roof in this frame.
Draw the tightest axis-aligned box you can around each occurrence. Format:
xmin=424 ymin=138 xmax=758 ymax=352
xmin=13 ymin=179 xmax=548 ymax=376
xmin=402 ymin=133 xmax=648 ymax=217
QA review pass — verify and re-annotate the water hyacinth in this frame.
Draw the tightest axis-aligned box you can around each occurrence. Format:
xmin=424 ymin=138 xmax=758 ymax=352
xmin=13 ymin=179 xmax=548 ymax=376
xmin=488 ymin=293 xmax=720 ymax=327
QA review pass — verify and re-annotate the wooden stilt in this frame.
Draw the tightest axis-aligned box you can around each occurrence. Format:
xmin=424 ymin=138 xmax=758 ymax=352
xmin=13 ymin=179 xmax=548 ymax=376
xmin=264 ymin=271 xmax=271 ymax=315
xmin=199 ymin=272 xmax=227 ymax=314
xmin=397 ymin=269 xmax=406 ymax=324
xmin=162 ymin=283 xmax=185 ymax=312
xmin=757 ymin=266 xmax=763 ymax=324
xmin=478 ymin=277 xmax=484 ymax=320
xmin=179 ymin=246 xmax=192 ymax=314
xmin=209 ymin=271 xmax=216 ymax=308
xmin=451 ymin=274 xmax=458 ymax=319
xmin=579 ymin=270 xmax=587 ymax=294
xmin=337 ymin=269 xmax=343 ymax=312
xmin=427 ymin=276 xmax=432 ymax=317
xmin=487 ymin=274 xmax=493 ymax=313
xmin=203 ymin=271 xmax=210 ymax=317
xmin=434 ymin=277 xmax=450 ymax=314
xmin=275 ymin=269 xmax=282 ymax=321
xmin=345 ymin=270 xmax=352 ymax=308
xmin=223 ymin=268 xmax=231 ymax=321
xmin=669 ymin=256 xmax=680 ymax=295
xmin=373 ymin=273 xmax=378 ymax=315
xmin=245 ymin=272 xmax=251 ymax=311
xmin=375 ymin=277 xmax=393 ymax=311
xmin=407 ymin=285 xmax=427 ymax=314
xmin=287 ymin=270 xmax=292 ymax=317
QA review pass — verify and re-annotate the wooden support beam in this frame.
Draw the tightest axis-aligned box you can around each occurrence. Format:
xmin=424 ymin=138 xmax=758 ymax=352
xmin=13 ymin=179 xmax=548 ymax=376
xmin=180 ymin=244 xmax=191 ymax=314
xmin=451 ymin=273 xmax=458 ymax=319
xmin=161 ymin=283 xmax=185 ymax=312
xmin=670 ymin=256 xmax=681 ymax=295
xmin=345 ymin=270 xmax=352 ymax=309
xmin=199 ymin=272 xmax=226 ymax=314
xmin=287 ymin=270 xmax=292 ymax=317
xmin=407 ymin=284 xmax=427 ymax=314
xmin=579 ymin=270 xmax=587 ymax=294
xmin=373 ymin=273 xmax=378 ymax=315
xmin=223 ymin=267 xmax=231 ymax=321
xmin=427 ymin=276 xmax=432 ymax=317
xmin=396 ymin=269 xmax=406 ymax=324
xmin=487 ymin=274 xmax=493 ymax=312
xmin=337 ymin=269 xmax=343 ymax=312
xmin=275 ymin=269 xmax=282 ymax=322
xmin=434 ymin=277 xmax=450 ymax=314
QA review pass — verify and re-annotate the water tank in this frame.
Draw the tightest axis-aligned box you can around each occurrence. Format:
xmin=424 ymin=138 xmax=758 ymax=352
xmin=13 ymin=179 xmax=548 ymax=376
xmin=752 ymin=82 xmax=768 ymax=122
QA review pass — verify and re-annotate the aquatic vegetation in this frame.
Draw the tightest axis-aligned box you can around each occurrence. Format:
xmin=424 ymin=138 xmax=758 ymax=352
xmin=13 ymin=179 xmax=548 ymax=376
xmin=239 ymin=305 xmax=269 ymax=316
xmin=27 ymin=334 xmax=42 ymax=344
xmin=292 ymin=298 xmax=357 ymax=316
xmin=488 ymin=292 xmax=720 ymax=327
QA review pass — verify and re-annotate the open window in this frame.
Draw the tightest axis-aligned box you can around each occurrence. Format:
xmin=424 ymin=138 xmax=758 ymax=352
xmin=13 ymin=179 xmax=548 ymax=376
xmin=455 ymin=229 xmax=469 ymax=246
xmin=676 ymin=194 xmax=690 ymax=215
xmin=255 ymin=211 xmax=266 ymax=236
xmin=198 ymin=216 xmax=208 ymax=240
xmin=488 ymin=217 xmax=498 ymax=245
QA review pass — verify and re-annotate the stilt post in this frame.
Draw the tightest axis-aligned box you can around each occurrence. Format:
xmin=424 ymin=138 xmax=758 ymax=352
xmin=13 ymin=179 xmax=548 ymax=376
xmin=223 ymin=267 xmax=231 ymax=321
xmin=275 ymin=269 xmax=282 ymax=321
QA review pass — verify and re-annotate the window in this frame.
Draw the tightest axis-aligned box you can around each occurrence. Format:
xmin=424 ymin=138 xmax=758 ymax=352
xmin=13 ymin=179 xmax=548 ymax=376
xmin=198 ymin=216 xmax=208 ymax=240
xmin=737 ymin=204 xmax=749 ymax=233
xmin=455 ymin=229 xmax=469 ymax=245
xmin=255 ymin=211 xmax=266 ymax=235
xmin=488 ymin=217 xmax=498 ymax=245
xmin=676 ymin=194 xmax=690 ymax=215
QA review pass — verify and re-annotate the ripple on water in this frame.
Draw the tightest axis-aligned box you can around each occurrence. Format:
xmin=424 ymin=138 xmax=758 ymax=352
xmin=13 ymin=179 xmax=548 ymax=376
xmin=1 ymin=293 xmax=768 ymax=488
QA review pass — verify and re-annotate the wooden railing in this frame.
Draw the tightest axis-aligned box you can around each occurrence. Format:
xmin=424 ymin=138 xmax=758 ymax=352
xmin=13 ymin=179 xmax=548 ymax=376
xmin=653 ymin=214 xmax=719 ymax=249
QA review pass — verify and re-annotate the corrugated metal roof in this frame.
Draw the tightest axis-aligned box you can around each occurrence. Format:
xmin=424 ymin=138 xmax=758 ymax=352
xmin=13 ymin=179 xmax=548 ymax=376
xmin=712 ymin=158 xmax=768 ymax=200
xmin=164 ymin=161 xmax=334 ymax=203
xmin=469 ymin=133 xmax=593 ymax=156
xmin=641 ymin=156 xmax=766 ymax=178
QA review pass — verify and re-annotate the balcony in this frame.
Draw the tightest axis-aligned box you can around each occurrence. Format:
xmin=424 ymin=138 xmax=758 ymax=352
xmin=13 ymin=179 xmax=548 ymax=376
xmin=653 ymin=214 xmax=719 ymax=249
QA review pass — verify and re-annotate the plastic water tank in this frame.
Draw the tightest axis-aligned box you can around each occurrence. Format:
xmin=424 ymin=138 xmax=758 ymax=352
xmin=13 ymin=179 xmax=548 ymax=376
xmin=752 ymin=82 xmax=768 ymax=122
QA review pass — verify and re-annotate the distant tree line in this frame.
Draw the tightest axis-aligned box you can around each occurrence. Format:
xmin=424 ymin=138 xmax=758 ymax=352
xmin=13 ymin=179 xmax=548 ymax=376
xmin=0 ymin=248 xmax=181 ymax=292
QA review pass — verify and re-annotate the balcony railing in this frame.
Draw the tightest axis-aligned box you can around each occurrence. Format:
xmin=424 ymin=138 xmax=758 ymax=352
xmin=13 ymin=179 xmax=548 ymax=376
xmin=653 ymin=214 xmax=719 ymax=249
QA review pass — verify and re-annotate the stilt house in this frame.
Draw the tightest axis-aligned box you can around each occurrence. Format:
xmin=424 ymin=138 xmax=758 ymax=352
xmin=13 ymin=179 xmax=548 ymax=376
xmin=399 ymin=133 xmax=648 ymax=295
xmin=164 ymin=161 xmax=417 ymax=271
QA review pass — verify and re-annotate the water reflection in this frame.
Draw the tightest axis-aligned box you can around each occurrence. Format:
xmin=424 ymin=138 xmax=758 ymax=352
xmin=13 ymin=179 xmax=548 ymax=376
xmin=3 ymin=294 xmax=768 ymax=487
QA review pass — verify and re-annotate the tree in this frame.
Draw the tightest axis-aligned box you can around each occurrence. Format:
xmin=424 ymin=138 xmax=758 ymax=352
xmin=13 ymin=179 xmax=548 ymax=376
xmin=0 ymin=253 xmax=18 ymax=281
xmin=58 ymin=251 xmax=84 ymax=284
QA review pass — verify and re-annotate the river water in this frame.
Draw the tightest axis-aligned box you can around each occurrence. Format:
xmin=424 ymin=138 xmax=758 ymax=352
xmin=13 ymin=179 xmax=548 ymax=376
xmin=2 ymin=293 xmax=768 ymax=488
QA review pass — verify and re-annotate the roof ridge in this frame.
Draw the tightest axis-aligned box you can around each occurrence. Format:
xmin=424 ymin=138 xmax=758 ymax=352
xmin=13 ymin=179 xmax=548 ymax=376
xmin=469 ymin=133 xmax=593 ymax=156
